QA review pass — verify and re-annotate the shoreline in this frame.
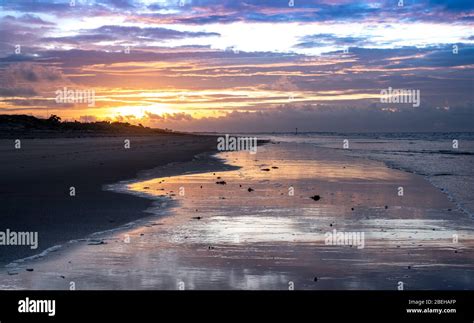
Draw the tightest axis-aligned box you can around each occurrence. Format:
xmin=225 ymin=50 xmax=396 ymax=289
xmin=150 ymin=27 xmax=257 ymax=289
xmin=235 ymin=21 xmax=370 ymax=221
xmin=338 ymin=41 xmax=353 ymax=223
xmin=0 ymin=134 xmax=218 ymax=265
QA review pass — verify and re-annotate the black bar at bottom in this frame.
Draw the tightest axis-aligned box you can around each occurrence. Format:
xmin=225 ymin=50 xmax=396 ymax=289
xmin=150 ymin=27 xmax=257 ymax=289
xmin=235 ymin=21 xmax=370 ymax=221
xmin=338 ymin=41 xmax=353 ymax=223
xmin=0 ymin=291 xmax=472 ymax=322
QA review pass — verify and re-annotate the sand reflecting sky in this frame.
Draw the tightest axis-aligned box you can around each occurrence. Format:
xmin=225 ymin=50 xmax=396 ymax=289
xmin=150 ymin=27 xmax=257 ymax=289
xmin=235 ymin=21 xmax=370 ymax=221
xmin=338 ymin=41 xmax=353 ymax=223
xmin=1 ymin=142 xmax=473 ymax=290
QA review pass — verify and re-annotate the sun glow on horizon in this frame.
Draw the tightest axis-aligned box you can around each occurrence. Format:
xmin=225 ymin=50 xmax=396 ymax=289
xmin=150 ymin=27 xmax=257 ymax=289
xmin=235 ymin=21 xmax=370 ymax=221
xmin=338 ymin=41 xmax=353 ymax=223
xmin=112 ymin=103 xmax=173 ymax=119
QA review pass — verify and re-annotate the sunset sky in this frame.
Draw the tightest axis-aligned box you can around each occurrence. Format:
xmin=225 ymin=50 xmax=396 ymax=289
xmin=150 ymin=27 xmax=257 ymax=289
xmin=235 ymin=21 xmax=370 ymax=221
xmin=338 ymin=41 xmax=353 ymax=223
xmin=0 ymin=0 xmax=473 ymax=132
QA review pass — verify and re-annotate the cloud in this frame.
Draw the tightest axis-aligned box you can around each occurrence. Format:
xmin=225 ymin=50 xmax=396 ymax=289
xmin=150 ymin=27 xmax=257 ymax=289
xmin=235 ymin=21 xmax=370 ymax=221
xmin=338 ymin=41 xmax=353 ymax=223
xmin=2 ymin=0 xmax=472 ymax=25
xmin=99 ymin=0 xmax=136 ymax=9
xmin=2 ymin=63 xmax=66 ymax=83
xmin=0 ymin=63 xmax=73 ymax=110
xmin=0 ymin=87 xmax=38 ymax=97
xmin=0 ymin=0 xmax=473 ymax=132
xmin=94 ymin=25 xmax=219 ymax=39
xmin=2 ymin=14 xmax=55 ymax=26
xmin=138 ymin=0 xmax=472 ymax=24
xmin=145 ymin=111 xmax=194 ymax=122
xmin=40 ymin=25 xmax=219 ymax=46
xmin=79 ymin=115 xmax=98 ymax=122
xmin=294 ymin=34 xmax=371 ymax=49
xmin=428 ymin=0 xmax=474 ymax=11
xmin=141 ymin=104 xmax=474 ymax=133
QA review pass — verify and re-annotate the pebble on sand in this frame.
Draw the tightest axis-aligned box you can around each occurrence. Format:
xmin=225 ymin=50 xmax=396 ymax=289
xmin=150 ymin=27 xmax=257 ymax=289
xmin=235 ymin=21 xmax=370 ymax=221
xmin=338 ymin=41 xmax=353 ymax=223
xmin=216 ymin=181 xmax=227 ymax=185
xmin=261 ymin=168 xmax=270 ymax=171
xmin=248 ymin=188 xmax=254 ymax=192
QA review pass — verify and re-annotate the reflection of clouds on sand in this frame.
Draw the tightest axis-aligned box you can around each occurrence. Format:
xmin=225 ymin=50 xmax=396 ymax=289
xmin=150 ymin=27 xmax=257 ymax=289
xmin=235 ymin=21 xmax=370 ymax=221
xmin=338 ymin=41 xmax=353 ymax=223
xmin=170 ymin=215 xmax=323 ymax=244
xmin=1 ymin=142 xmax=473 ymax=290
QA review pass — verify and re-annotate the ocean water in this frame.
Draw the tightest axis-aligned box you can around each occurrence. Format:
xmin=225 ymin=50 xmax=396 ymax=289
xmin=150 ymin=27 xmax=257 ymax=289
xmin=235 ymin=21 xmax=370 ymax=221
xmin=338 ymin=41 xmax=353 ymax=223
xmin=261 ymin=133 xmax=474 ymax=218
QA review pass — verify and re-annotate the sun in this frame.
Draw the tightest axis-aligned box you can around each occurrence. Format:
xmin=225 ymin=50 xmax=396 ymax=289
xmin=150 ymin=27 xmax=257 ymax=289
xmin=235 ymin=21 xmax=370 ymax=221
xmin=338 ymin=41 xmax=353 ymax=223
xmin=114 ymin=106 xmax=147 ymax=119
xmin=112 ymin=103 xmax=172 ymax=120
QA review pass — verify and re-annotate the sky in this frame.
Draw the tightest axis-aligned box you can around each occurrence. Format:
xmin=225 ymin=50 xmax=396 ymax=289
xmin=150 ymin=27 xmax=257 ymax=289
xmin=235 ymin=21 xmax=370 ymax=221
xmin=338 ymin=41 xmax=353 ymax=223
xmin=0 ymin=0 xmax=473 ymax=132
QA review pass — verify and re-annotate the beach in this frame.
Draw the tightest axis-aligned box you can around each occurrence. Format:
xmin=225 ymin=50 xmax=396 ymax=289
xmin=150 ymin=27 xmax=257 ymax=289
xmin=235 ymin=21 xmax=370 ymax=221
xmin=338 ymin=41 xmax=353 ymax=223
xmin=1 ymin=137 xmax=473 ymax=290
xmin=0 ymin=134 xmax=217 ymax=265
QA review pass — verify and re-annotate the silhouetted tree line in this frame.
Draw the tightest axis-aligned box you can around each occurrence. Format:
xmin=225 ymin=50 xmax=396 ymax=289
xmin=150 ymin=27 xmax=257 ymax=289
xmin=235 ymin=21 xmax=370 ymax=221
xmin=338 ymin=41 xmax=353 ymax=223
xmin=0 ymin=114 xmax=172 ymax=137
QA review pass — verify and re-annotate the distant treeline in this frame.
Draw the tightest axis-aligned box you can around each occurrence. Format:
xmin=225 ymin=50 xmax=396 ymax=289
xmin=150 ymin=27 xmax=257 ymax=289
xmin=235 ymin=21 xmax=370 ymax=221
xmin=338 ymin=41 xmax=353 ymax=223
xmin=0 ymin=114 xmax=173 ymax=138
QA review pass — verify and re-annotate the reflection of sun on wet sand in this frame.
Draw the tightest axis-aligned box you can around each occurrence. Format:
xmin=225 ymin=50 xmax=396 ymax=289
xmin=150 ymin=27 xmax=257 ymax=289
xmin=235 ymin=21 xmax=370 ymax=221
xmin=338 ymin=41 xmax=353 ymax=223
xmin=1 ymin=142 xmax=473 ymax=290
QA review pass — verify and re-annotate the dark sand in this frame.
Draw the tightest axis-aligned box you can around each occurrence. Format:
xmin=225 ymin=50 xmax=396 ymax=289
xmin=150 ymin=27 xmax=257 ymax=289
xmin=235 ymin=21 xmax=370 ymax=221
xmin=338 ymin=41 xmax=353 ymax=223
xmin=0 ymin=134 xmax=217 ymax=264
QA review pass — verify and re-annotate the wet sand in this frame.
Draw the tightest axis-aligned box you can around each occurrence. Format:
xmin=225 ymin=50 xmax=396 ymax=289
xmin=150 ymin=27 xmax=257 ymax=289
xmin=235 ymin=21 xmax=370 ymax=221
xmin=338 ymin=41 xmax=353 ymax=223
xmin=0 ymin=134 xmax=217 ymax=264
xmin=1 ymin=142 xmax=473 ymax=290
